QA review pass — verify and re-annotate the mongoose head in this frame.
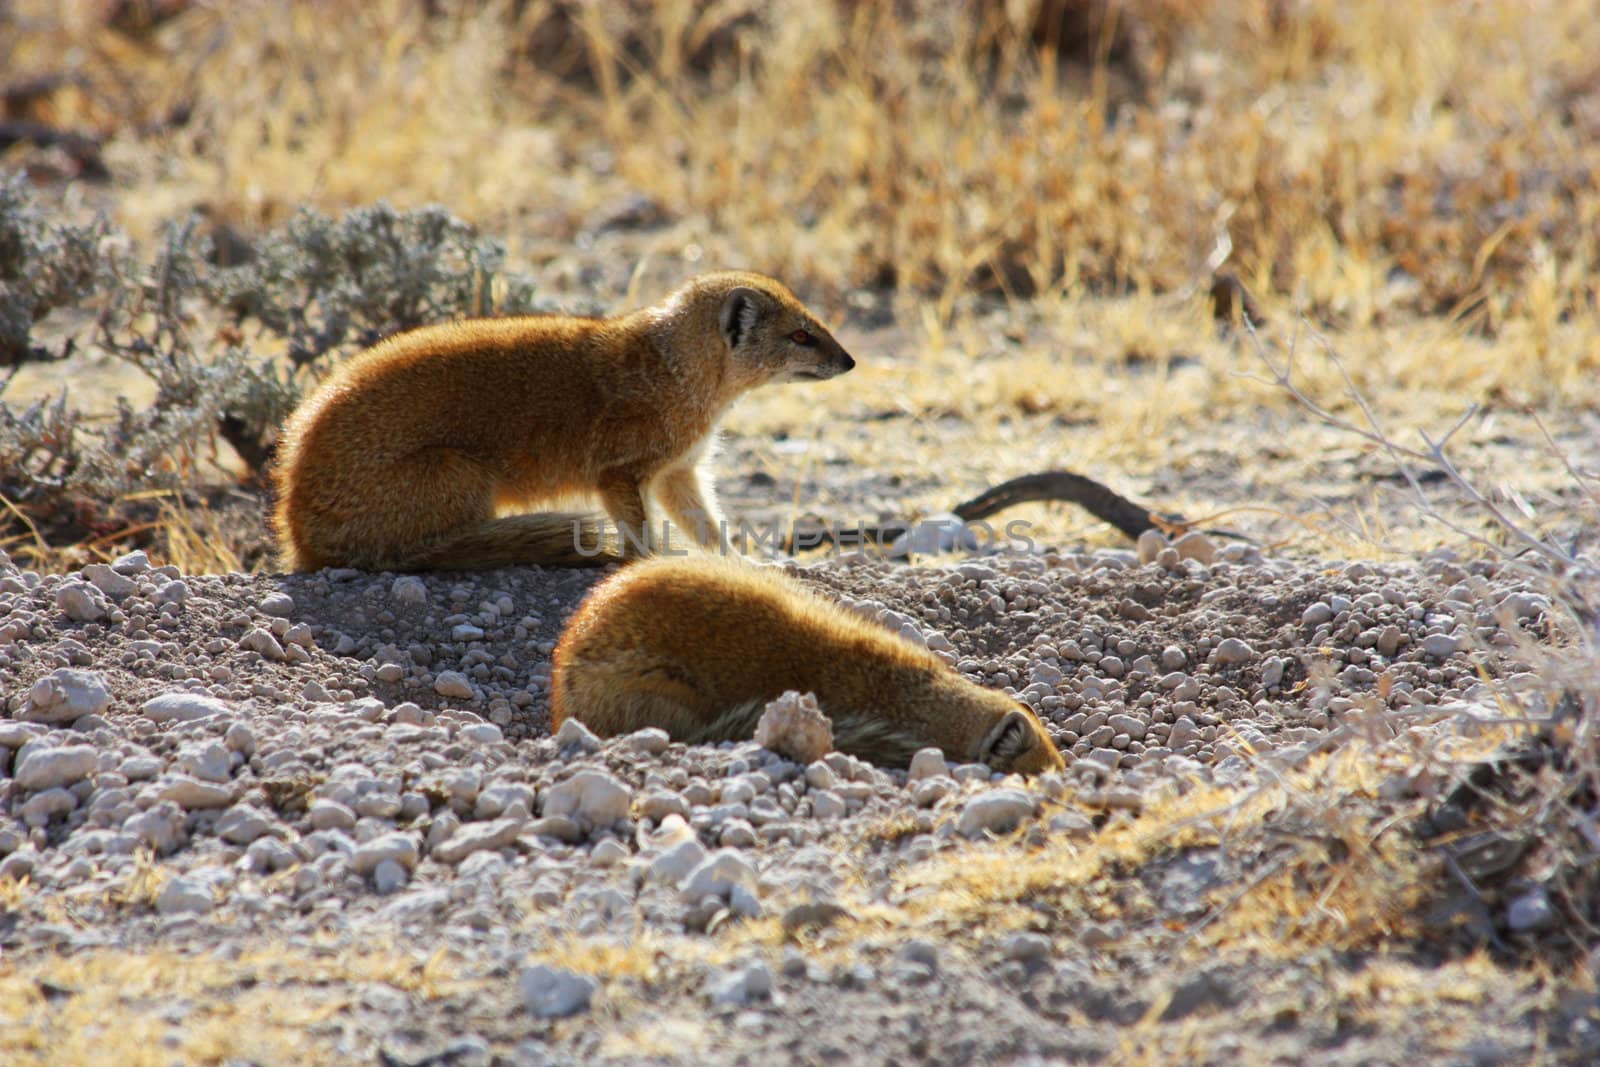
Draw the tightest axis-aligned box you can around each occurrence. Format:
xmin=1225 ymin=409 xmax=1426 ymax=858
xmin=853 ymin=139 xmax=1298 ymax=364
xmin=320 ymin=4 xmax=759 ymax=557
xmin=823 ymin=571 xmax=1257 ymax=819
xmin=704 ymin=272 xmax=856 ymax=388
xmin=977 ymin=704 xmax=1067 ymax=776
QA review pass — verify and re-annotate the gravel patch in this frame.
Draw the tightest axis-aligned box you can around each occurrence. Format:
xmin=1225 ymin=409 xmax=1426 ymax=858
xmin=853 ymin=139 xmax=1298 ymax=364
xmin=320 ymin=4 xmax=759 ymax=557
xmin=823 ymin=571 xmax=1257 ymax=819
xmin=0 ymin=541 xmax=1570 ymax=1063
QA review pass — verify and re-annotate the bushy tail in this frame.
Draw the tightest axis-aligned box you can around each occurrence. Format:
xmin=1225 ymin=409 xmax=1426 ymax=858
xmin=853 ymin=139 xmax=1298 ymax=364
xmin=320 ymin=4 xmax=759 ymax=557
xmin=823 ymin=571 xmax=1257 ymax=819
xmin=399 ymin=512 xmax=622 ymax=570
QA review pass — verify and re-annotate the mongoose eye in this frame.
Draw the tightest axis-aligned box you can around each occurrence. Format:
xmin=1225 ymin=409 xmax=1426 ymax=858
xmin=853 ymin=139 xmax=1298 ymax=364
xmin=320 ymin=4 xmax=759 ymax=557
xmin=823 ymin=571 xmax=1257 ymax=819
xmin=789 ymin=328 xmax=815 ymax=346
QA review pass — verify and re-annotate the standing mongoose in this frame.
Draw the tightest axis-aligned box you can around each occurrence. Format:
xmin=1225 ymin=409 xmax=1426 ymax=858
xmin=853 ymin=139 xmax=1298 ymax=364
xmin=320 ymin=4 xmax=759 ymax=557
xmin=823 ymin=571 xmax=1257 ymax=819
xmin=550 ymin=556 xmax=1066 ymax=774
xmin=271 ymin=271 xmax=855 ymax=571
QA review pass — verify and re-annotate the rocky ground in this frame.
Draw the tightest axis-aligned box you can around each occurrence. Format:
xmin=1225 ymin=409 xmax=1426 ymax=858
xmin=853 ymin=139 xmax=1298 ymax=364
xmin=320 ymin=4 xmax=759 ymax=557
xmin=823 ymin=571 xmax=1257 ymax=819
xmin=2 ymin=530 xmax=1594 ymax=1065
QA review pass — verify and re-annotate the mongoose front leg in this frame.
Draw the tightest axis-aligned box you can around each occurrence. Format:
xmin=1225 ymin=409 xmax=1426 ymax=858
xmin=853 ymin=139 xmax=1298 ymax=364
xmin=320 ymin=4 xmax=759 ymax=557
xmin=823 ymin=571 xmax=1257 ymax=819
xmin=651 ymin=463 xmax=728 ymax=552
xmin=598 ymin=473 xmax=654 ymax=558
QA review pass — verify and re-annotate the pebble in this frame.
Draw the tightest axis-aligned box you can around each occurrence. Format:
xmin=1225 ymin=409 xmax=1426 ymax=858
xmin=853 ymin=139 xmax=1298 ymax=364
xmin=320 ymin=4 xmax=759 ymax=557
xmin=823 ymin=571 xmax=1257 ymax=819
xmin=143 ymin=692 xmax=234 ymax=723
xmin=554 ymin=718 xmax=602 ymax=753
xmin=1136 ymin=529 xmax=1167 ymax=564
xmin=432 ymin=817 xmax=524 ymax=864
xmin=680 ymin=850 xmax=759 ymax=901
xmin=957 ymin=789 xmax=1035 ymax=838
xmin=20 ymin=668 xmax=112 ymax=723
xmin=709 ymin=961 xmax=774 ymax=1005
xmin=754 ymin=690 xmax=833 ymax=764
xmin=1506 ymin=888 xmax=1555 ymax=933
xmin=1421 ymin=633 xmax=1459 ymax=658
xmin=14 ymin=745 xmax=99 ymax=791
xmin=157 ymin=875 xmax=216 ymax=915
xmin=178 ymin=741 xmax=232 ymax=782
xmin=906 ymin=748 xmax=948 ymax=783
xmin=541 ymin=770 xmax=631 ymax=832
xmin=216 ymin=805 xmax=275 ymax=844
xmin=390 ymin=576 xmax=429 ymax=605
xmin=649 ymin=839 xmax=709 ymax=885
xmin=1214 ymin=638 xmax=1254 ymax=666
xmin=153 ymin=773 xmax=232 ymax=808
xmin=352 ymin=832 xmax=422 ymax=875
xmin=433 ymin=671 xmax=476 ymax=699
xmin=520 ymin=965 xmax=598 ymax=1019
xmin=240 ymin=627 xmax=287 ymax=660
xmin=55 ymin=580 xmax=109 ymax=621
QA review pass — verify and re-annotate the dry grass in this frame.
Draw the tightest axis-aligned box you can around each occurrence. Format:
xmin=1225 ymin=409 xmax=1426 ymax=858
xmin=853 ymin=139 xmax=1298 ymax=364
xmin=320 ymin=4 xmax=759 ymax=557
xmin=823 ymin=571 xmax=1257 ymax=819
xmin=5 ymin=1 xmax=1600 ymax=565
xmin=0 ymin=941 xmax=472 ymax=1066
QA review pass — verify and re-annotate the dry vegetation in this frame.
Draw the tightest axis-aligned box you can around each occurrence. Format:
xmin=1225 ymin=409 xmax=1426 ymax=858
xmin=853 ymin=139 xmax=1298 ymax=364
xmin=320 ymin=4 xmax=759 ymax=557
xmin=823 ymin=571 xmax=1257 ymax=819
xmin=2 ymin=0 xmax=1599 ymax=1061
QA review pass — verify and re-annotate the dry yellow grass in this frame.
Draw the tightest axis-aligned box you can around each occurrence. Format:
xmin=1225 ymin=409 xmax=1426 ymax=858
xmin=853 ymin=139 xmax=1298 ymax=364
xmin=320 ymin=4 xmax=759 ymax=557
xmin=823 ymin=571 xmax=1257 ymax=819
xmin=5 ymin=0 xmax=1599 ymax=566
xmin=0 ymin=942 xmax=472 ymax=1066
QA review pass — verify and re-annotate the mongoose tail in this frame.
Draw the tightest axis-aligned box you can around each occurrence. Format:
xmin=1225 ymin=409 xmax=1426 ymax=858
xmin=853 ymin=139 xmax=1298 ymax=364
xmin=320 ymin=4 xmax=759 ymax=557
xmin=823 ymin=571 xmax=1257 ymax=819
xmin=398 ymin=513 xmax=621 ymax=570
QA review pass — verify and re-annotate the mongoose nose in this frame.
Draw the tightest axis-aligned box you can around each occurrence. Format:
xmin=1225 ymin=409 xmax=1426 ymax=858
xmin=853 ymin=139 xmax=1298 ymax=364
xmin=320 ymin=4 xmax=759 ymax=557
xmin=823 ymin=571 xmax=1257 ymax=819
xmin=838 ymin=353 xmax=856 ymax=373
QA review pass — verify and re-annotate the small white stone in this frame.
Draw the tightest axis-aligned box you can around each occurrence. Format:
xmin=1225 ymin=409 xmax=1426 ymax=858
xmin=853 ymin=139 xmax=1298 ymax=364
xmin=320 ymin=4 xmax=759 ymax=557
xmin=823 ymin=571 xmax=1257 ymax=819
xmin=1422 ymin=633 xmax=1459 ymax=658
xmin=259 ymin=592 xmax=295 ymax=617
xmin=433 ymin=671 xmax=475 ymax=699
xmin=124 ymin=804 xmax=185 ymax=854
xmin=957 ymin=789 xmax=1035 ymax=838
xmin=216 ymin=805 xmax=275 ymax=844
xmin=708 ymin=961 xmax=774 ymax=1005
xmin=81 ymin=563 xmax=136 ymax=598
xmin=111 ymin=550 xmax=151 ymax=575
xmin=906 ymin=748 xmax=949 ymax=783
xmin=591 ymin=839 xmax=630 ymax=867
xmin=679 ymin=849 xmax=758 ymax=901
xmin=431 ymin=817 xmax=523 ymax=864
xmin=1171 ymin=531 xmax=1217 ymax=564
xmin=520 ymin=964 xmax=597 ymax=1019
xmin=372 ymin=858 xmax=410 ymax=895
xmin=21 ymin=787 xmax=76 ymax=827
xmin=1136 ymin=529 xmax=1167 ymax=564
xmin=390 ymin=576 xmax=429 ymax=605
xmin=178 ymin=741 xmax=232 ymax=783
xmin=21 ymin=668 xmax=111 ymax=723
xmin=648 ymin=839 xmax=708 ymax=885
xmin=156 ymin=876 xmax=215 ymax=915
xmin=888 ymin=512 xmax=980 ymax=557
xmin=14 ymin=745 xmax=99 ymax=791
xmin=541 ymin=770 xmax=631 ymax=832
xmin=1213 ymin=637 xmax=1254 ymax=666
xmin=240 ymin=627 xmax=287 ymax=661
xmin=224 ymin=721 xmax=257 ymax=756
xmin=554 ymin=717 xmax=602 ymax=752
xmin=352 ymin=832 xmax=421 ymax=875
xmin=458 ymin=722 xmax=503 ymax=744
xmin=54 ymin=580 xmax=108 ymax=621
xmin=625 ymin=727 xmax=671 ymax=755
xmin=810 ymin=791 xmax=847 ymax=820
xmin=309 ymin=799 xmax=358 ymax=831
xmin=144 ymin=692 xmax=234 ymax=723
xmin=156 ymin=775 xmax=234 ymax=810
xmin=754 ymin=690 xmax=833 ymax=764
xmin=804 ymin=761 xmax=837 ymax=792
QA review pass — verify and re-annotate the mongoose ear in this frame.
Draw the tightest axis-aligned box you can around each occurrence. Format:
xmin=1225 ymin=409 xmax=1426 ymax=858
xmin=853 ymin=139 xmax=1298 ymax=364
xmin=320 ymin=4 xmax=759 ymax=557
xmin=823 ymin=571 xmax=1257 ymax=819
xmin=977 ymin=709 xmax=1036 ymax=769
xmin=718 ymin=287 xmax=764 ymax=350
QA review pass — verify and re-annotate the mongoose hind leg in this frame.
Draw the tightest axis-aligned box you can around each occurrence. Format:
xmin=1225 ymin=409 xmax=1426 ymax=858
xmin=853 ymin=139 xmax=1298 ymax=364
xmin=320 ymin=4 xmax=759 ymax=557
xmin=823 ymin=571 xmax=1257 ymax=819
xmin=300 ymin=445 xmax=498 ymax=571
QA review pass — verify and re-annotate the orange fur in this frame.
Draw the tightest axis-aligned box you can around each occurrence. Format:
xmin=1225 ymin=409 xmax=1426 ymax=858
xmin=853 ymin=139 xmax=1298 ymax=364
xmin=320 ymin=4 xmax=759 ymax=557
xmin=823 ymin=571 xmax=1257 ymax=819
xmin=551 ymin=556 xmax=1065 ymax=774
xmin=272 ymin=272 xmax=854 ymax=571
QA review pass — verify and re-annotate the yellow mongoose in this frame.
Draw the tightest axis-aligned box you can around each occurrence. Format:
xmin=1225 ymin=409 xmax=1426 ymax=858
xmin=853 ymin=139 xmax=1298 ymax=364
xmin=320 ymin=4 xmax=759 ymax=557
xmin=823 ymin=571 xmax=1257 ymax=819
xmin=551 ymin=557 xmax=1066 ymax=774
xmin=272 ymin=272 xmax=855 ymax=571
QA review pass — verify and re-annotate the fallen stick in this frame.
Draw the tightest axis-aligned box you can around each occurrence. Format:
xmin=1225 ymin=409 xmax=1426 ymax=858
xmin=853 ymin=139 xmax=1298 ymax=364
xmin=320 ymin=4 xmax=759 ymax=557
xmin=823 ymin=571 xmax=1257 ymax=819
xmin=781 ymin=468 xmax=1192 ymax=553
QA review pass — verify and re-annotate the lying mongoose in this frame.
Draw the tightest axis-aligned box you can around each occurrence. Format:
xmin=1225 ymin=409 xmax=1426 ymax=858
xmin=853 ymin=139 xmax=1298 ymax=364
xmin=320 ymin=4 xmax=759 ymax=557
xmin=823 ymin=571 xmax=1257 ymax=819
xmin=272 ymin=271 xmax=855 ymax=571
xmin=550 ymin=556 xmax=1066 ymax=774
